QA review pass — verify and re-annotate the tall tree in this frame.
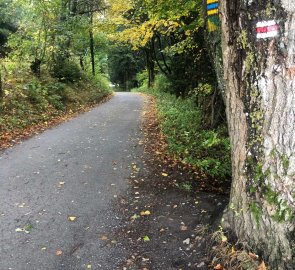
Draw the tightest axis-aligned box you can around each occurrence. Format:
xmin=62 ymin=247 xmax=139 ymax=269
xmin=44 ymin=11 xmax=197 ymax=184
xmin=220 ymin=1 xmax=294 ymax=268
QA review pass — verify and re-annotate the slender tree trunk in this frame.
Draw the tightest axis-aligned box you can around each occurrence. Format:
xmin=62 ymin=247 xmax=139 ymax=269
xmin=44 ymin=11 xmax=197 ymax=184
xmin=0 ymin=67 xmax=3 ymax=100
xmin=124 ymin=70 xmax=128 ymax=92
xmin=220 ymin=1 xmax=295 ymax=268
xmin=89 ymin=12 xmax=95 ymax=76
xmin=79 ymin=56 xmax=85 ymax=70
xmin=145 ymin=48 xmax=155 ymax=88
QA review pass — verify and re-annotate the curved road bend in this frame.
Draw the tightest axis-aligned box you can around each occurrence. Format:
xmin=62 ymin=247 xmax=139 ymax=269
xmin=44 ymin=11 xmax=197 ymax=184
xmin=0 ymin=93 xmax=145 ymax=270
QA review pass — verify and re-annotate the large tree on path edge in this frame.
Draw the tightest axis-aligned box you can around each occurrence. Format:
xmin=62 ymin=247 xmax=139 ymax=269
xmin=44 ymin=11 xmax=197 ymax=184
xmin=220 ymin=1 xmax=294 ymax=269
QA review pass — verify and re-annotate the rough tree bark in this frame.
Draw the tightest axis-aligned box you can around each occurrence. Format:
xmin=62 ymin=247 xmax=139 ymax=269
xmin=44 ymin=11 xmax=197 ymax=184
xmin=220 ymin=0 xmax=295 ymax=269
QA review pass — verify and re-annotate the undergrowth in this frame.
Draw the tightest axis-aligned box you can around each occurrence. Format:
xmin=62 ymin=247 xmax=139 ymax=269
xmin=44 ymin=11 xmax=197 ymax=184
xmin=0 ymin=66 xmax=111 ymax=138
xmin=134 ymin=74 xmax=231 ymax=181
xmin=209 ymin=228 xmax=267 ymax=270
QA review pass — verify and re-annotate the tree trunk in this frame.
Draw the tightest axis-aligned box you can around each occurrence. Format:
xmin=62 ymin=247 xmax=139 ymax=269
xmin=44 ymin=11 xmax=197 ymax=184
xmin=89 ymin=12 xmax=95 ymax=76
xmin=145 ymin=48 xmax=155 ymax=88
xmin=0 ymin=67 xmax=3 ymax=100
xmin=220 ymin=1 xmax=295 ymax=268
xmin=79 ymin=55 xmax=85 ymax=70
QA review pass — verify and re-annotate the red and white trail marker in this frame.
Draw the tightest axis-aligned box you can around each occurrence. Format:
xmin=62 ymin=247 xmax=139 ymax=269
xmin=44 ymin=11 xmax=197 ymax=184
xmin=256 ymin=20 xmax=280 ymax=39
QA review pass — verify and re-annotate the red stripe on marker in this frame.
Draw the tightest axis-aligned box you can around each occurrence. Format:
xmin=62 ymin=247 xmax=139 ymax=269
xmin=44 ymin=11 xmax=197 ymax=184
xmin=256 ymin=24 xmax=280 ymax=33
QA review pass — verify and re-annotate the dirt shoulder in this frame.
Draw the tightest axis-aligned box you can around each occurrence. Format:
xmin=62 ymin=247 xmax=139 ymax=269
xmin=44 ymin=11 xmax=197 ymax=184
xmin=113 ymin=96 xmax=229 ymax=270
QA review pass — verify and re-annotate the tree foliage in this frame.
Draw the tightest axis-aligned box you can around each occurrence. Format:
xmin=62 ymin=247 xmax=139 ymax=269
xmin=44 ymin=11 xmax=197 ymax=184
xmin=107 ymin=0 xmax=223 ymax=127
xmin=6 ymin=0 xmax=108 ymax=77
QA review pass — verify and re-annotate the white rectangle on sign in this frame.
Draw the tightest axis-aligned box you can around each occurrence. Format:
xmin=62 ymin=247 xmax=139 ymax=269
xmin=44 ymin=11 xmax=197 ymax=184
xmin=256 ymin=20 xmax=280 ymax=39
xmin=257 ymin=30 xmax=279 ymax=39
xmin=256 ymin=20 xmax=276 ymax=28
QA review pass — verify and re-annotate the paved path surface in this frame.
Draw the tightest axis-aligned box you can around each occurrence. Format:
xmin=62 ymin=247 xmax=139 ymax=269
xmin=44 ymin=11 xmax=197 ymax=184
xmin=0 ymin=93 xmax=145 ymax=270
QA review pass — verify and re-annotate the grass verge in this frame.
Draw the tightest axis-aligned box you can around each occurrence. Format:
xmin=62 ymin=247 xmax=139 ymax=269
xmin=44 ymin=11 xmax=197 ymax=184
xmin=134 ymin=83 xmax=231 ymax=183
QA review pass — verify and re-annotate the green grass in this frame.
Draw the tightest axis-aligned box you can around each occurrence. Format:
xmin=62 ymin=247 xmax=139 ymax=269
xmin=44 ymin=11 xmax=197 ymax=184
xmin=134 ymin=81 xmax=231 ymax=181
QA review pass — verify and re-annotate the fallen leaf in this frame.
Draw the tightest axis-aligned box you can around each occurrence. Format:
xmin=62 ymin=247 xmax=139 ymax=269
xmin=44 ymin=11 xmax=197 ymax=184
xmin=101 ymin=235 xmax=108 ymax=241
xmin=249 ymin=252 xmax=259 ymax=260
xmin=143 ymin=235 xmax=150 ymax=242
xmin=140 ymin=210 xmax=151 ymax=216
xmin=183 ymin=238 xmax=190 ymax=245
xmin=196 ymin=262 xmax=206 ymax=268
xmin=257 ymin=261 xmax=267 ymax=270
xmin=131 ymin=214 xmax=140 ymax=220
xmin=180 ymin=225 xmax=188 ymax=231
xmin=55 ymin=249 xmax=62 ymax=256
xmin=87 ymin=264 xmax=92 ymax=269
xmin=41 ymin=247 xmax=47 ymax=251
xmin=68 ymin=216 xmax=77 ymax=222
xmin=221 ymin=235 xmax=228 ymax=242
xmin=214 ymin=264 xmax=223 ymax=270
xmin=161 ymin=173 xmax=168 ymax=177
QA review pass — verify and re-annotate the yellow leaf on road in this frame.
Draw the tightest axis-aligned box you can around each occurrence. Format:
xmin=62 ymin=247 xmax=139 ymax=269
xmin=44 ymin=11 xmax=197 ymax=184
xmin=162 ymin=173 xmax=168 ymax=177
xmin=68 ymin=216 xmax=77 ymax=222
xmin=140 ymin=210 xmax=151 ymax=216
xmin=143 ymin=235 xmax=150 ymax=242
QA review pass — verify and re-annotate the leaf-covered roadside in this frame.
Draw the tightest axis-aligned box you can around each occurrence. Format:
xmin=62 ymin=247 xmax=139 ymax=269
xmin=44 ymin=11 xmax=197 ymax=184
xmin=0 ymin=72 xmax=112 ymax=150
xmin=134 ymin=82 xmax=231 ymax=185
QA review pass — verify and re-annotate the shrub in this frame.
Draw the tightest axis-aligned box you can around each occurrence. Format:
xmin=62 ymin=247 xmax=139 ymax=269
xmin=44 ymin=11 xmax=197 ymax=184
xmin=154 ymin=74 xmax=172 ymax=93
xmin=47 ymin=94 xmax=64 ymax=110
xmin=134 ymin=76 xmax=231 ymax=180
xmin=25 ymin=80 xmax=48 ymax=110
xmin=136 ymin=70 xmax=149 ymax=87
xmin=52 ymin=61 xmax=81 ymax=82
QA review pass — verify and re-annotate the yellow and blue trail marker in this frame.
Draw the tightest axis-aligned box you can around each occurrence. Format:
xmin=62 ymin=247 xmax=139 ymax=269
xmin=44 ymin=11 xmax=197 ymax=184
xmin=206 ymin=0 xmax=219 ymax=32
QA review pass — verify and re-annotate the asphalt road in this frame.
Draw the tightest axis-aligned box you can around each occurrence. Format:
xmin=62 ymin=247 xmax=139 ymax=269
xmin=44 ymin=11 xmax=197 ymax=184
xmin=0 ymin=93 xmax=145 ymax=270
